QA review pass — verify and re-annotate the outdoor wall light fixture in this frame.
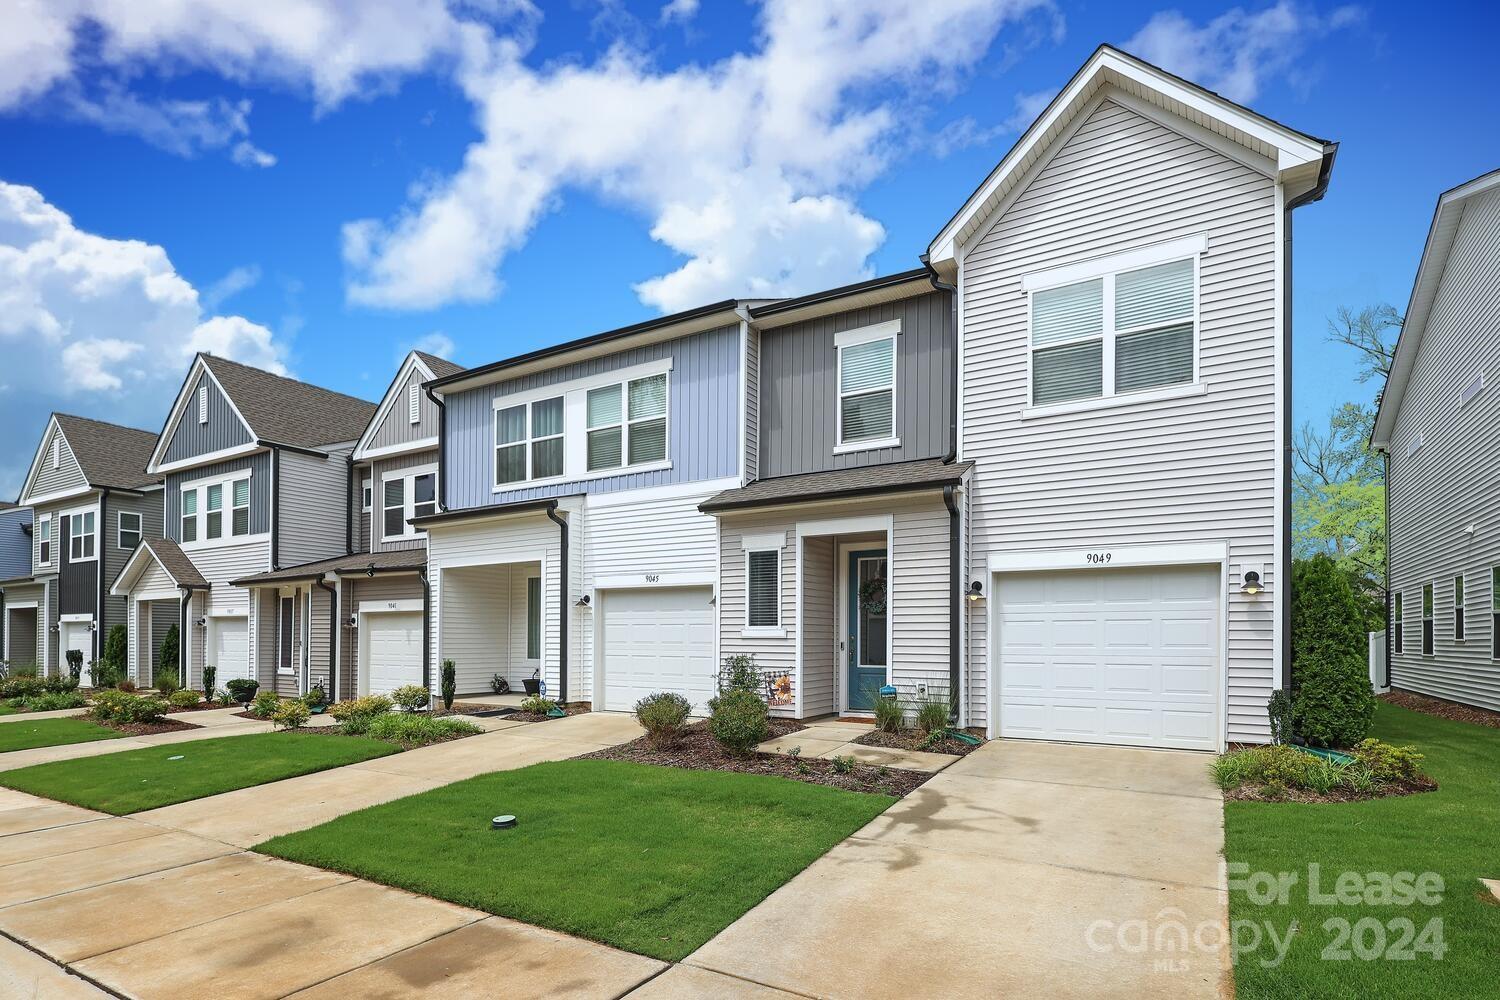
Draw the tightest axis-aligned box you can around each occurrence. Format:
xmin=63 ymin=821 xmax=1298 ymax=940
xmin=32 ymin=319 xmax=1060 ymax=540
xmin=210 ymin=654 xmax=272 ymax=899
xmin=966 ymin=580 xmax=984 ymax=602
xmin=1240 ymin=570 xmax=1263 ymax=596
xmin=347 ymin=615 xmax=359 ymax=629
xmin=194 ymin=617 xmax=207 ymax=627
xmin=366 ymin=564 xmax=377 ymax=577
xmin=574 ymin=594 xmax=591 ymax=608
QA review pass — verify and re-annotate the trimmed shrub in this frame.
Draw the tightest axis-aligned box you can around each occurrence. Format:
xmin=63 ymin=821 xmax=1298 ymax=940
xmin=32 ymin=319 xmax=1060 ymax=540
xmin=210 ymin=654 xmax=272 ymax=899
xmin=155 ymin=669 xmax=180 ymax=697
xmin=441 ymin=660 xmax=457 ymax=710
xmin=1266 ymin=689 xmax=1294 ymax=745
xmin=271 ymin=698 xmax=311 ymax=730
xmin=717 ymin=654 xmax=763 ymax=696
xmin=519 ymin=695 xmax=559 ymax=715
xmin=20 ymin=691 xmax=87 ymax=712
xmin=202 ymin=664 xmax=217 ymax=700
xmin=158 ymin=625 xmax=180 ymax=682
xmin=251 ymin=690 xmax=281 ymax=719
xmin=391 ymin=684 xmax=430 ymax=713
xmin=707 ymin=689 xmax=770 ymax=754
xmin=1291 ymin=555 xmax=1376 ymax=747
xmin=89 ymin=660 xmax=121 ymax=691
xmin=363 ymin=713 xmax=481 ymax=749
xmin=102 ymin=624 xmax=127 ymax=678
xmin=330 ymin=695 xmax=393 ymax=735
xmin=226 ymin=678 xmax=259 ymax=703
xmin=42 ymin=673 xmax=79 ymax=694
xmin=0 ymin=675 xmax=44 ymax=700
xmin=1351 ymin=739 xmax=1424 ymax=783
xmin=90 ymin=690 xmax=168 ymax=725
xmin=635 ymin=692 xmax=692 ymax=747
xmin=167 ymin=689 xmax=201 ymax=708
xmin=303 ymin=683 xmax=327 ymax=709
xmin=871 ymin=693 xmax=904 ymax=733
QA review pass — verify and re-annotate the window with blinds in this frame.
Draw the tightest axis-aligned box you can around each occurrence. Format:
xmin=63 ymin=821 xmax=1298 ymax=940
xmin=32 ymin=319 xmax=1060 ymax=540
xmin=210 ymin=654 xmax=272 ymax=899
xmin=838 ymin=335 xmax=896 ymax=445
xmin=495 ymin=396 xmax=564 ymax=485
xmin=1030 ymin=251 xmax=1197 ymax=407
xmin=746 ymin=549 xmax=780 ymax=628
xmin=587 ymin=373 xmax=669 ymax=472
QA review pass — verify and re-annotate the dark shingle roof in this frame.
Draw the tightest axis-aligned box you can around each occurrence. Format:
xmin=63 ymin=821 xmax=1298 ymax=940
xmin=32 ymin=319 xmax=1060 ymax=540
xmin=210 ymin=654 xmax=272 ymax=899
xmin=700 ymin=459 xmax=973 ymax=513
xmin=231 ymin=547 xmax=427 ymax=587
xmin=415 ymin=352 xmax=463 ymax=379
xmin=135 ymin=537 xmax=210 ymax=589
xmin=54 ymin=414 xmax=160 ymax=490
xmin=201 ymin=354 xmax=377 ymax=450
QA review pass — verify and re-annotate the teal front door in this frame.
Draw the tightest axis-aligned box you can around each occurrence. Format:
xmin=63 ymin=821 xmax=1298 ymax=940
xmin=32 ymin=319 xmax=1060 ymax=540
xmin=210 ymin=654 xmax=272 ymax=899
xmin=846 ymin=549 xmax=888 ymax=711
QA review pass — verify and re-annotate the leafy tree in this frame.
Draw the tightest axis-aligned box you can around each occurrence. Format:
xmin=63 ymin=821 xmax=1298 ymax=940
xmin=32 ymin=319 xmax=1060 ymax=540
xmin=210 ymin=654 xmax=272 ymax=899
xmin=1327 ymin=304 xmax=1400 ymax=386
xmin=1290 ymin=554 xmax=1376 ymax=747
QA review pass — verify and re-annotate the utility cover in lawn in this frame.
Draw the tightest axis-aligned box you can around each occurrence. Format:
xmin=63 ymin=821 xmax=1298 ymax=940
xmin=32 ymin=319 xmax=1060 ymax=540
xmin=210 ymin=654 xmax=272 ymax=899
xmin=257 ymin=759 xmax=895 ymax=961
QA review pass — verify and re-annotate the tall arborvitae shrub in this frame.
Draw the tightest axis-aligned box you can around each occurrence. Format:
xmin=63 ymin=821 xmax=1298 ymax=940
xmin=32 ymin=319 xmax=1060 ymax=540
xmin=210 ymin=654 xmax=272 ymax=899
xmin=1290 ymin=554 xmax=1376 ymax=747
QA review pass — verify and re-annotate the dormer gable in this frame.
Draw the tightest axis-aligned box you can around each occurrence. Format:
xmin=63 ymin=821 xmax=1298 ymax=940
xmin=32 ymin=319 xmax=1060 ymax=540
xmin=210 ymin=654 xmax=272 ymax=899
xmin=353 ymin=351 xmax=459 ymax=461
xmin=148 ymin=356 xmax=257 ymax=474
xmin=17 ymin=416 xmax=87 ymax=506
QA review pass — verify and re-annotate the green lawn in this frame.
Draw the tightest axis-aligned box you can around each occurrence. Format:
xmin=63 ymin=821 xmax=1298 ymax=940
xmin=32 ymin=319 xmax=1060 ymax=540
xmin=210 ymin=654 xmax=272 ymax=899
xmin=1226 ymin=701 xmax=1500 ymax=998
xmin=258 ymin=760 xmax=894 ymax=961
xmin=0 ymin=732 xmax=397 ymax=814
xmin=0 ymin=717 xmax=126 ymax=753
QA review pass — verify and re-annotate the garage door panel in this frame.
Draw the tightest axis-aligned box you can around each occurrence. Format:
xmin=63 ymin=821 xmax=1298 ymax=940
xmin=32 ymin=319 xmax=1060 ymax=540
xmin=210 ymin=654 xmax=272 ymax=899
xmin=366 ymin=612 xmax=422 ymax=696
xmin=997 ymin=565 xmax=1221 ymax=752
xmin=213 ymin=618 xmax=251 ymax=683
xmin=602 ymin=587 xmax=715 ymax=715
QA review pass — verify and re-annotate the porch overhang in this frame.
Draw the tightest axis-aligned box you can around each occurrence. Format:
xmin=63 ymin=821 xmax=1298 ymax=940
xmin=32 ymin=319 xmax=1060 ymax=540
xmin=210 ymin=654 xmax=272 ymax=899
xmin=231 ymin=548 xmax=427 ymax=588
xmin=699 ymin=459 xmax=972 ymax=514
xmin=110 ymin=536 xmax=210 ymax=597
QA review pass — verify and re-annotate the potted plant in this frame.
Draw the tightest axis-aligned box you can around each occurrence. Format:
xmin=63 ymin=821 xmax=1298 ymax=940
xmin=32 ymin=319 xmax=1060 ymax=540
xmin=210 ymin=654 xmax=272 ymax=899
xmin=523 ymin=668 xmax=541 ymax=696
xmin=226 ymin=678 xmax=259 ymax=705
xmin=303 ymin=683 xmax=328 ymax=714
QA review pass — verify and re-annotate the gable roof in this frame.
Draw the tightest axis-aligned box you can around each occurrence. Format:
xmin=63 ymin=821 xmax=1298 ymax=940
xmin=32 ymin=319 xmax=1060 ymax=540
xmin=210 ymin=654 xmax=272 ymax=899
xmin=200 ymin=355 xmax=376 ymax=449
xmin=18 ymin=413 xmax=160 ymax=503
xmin=353 ymin=350 xmax=462 ymax=460
xmin=1371 ymin=168 xmax=1500 ymax=450
xmin=926 ymin=44 xmax=1333 ymax=270
xmin=700 ymin=459 xmax=973 ymax=513
xmin=110 ymin=535 xmax=210 ymax=596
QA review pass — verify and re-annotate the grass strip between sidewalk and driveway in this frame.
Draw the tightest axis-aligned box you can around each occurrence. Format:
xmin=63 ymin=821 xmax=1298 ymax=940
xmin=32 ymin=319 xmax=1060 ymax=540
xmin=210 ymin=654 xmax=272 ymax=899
xmin=1224 ymin=701 xmax=1500 ymax=999
xmin=0 ymin=731 xmax=397 ymax=814
xmin=257 ymin=758 xmax=895 ymax=961
xmin=0 ymin=717 xmax=127 ymax=753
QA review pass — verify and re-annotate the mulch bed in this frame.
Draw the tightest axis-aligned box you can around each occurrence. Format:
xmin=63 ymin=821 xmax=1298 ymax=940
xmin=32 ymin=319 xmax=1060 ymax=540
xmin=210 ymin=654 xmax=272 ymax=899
xmin=852 ymin=728 xmax=985 ymax=757
xmin=507 ymin=704 xmax=592 ymax=724
xmin=1384 ymin=690 xmax=1500 ymax=729
xmin=432 ymin=702 xmax=510 ymax=718
xmin=581 ymin=720 xmax=930 ymax=798
xmin=1224 ymin=775 xmax=1438 ymax=804
xmin=86 ymin=715 xmax=200 ymax=737
xmin=164 ymin=700 xmax=237 ymax=713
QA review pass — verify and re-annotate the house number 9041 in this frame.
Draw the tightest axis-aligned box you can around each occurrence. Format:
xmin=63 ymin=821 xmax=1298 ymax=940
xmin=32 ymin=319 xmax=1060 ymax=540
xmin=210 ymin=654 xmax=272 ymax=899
xmin=1085 ymin=552 xmax=1112 ymax=565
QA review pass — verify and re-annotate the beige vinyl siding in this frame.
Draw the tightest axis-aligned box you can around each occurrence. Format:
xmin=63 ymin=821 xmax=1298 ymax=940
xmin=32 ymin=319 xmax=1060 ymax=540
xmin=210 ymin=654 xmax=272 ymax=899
xmin=27 ymin=425 xmax=87 ymax=500
xmin=1388 ymin=186 xmax=1500 ymax=710
xmin=718 ymin=517 xmax=796 ymax=713
xmin=179 ymin=538 xmax=264 ymax=686
xmin=278 ymin=445 xmax=354 ymax=566
xmin=338 ymin=574 xmax=425 ymax=699
xmin=371 ymin=450 xmax=438 ymax=552
xmin=801 ymin=536 xmax=836 ymax=716
xmin=961 ymin=97 xmax=1279 ymax=741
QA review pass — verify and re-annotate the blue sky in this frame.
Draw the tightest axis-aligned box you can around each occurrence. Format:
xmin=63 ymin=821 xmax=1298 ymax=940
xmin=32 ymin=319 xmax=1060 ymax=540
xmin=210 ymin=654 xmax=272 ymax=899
xmin=1 ymin=0 xmax=1496 ymax=496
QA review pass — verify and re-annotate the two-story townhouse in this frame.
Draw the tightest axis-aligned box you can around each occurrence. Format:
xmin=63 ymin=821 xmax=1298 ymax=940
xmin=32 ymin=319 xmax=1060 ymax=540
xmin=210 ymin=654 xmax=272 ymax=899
xmin=1372 ymin=167 xmax=1500 ymax=712
xmin=225 ymin=350 xmax=461 ymax=700
xmin=15 ymin=414 xmax=163 ymax=684
xmin=418 ymin=305 xmax=746 ymax=710
xmin=112 ymin=354 xmax=375 ymax=695
xmin=927 ymin=45 xmax=1336 ymax=749
xmin=0 ymin=502 xmax=42 ymax=670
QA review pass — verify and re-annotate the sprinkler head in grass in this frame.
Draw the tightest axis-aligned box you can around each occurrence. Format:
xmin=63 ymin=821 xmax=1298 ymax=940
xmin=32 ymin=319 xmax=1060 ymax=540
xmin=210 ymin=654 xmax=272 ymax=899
xmin=492 ymin=815 xmax=517 ymax=830
xmin=168 ymin=755 xmax=185 ymax=761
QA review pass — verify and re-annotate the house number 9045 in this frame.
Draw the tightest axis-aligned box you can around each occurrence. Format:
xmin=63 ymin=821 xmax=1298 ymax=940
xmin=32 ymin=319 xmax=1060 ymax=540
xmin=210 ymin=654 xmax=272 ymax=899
xmin=1085 ymin=552 xmax=1112 ymax=565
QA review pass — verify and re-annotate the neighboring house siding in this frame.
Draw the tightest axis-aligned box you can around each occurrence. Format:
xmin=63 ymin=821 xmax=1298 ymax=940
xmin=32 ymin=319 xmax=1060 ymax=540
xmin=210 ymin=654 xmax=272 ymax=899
xmin=164 ymin=453 xmax=271 ymax=540
xmin=102 ymin=491 xmax=163 ymax=647
xmin=368 ymin=369 xmax=441 ymax=452
xmin=442 ymin=325 xmax=740 ymax=508
xmin=372 ymin=450 xmax=438 ymax=552
xmin=308 ymin=585 xmax=333 ymax=695
xmin=743 ymin=326 xmax=760 ymax=482
xmin=182 ymin=539 xmax=264 ymax=686
xmin=961 ymin=98 xmax=1280 ymax=740
xmin=801 ymin=536 xmax=836 ymax=716
xmin=0 ymin=507 xmax=32 ymax=580
xmin=28 ymin=425 xmax=87 ymax=499
xmin=278 ymin=445 xmax=354 ymax=567
xmin=162 ymin=372 xmax=253 ymax=464
xmin=758 ymin=290 xmax=954 ymax=478
xmin=1388 ymin=186 xmax=1500 ymax=711
xmin=3 ymin=581 xmax=44 ymax=669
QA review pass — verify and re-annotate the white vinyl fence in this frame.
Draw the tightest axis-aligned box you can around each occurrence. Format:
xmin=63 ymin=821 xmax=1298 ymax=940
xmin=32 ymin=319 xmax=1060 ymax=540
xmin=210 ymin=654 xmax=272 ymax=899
xmin=1369 ymin=630 xmax=1389 ymax=694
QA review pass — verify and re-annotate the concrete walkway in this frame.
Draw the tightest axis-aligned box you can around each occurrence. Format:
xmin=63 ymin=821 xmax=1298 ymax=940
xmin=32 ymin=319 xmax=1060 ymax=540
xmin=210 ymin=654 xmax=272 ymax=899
xmin=758 ymin=719 xmax=960 ymax=773
xmin=0 ymin=712 xmax=658 ymax=999
xmin=678 ymin=739 xmax=1230 ymax=1000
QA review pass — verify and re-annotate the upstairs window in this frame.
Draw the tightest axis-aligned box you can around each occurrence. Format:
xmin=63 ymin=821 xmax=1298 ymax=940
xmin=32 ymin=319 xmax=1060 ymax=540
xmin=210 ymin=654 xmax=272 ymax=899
xmin=361 ymin=479 xmax=372 ymax=512
xmin=181 ymin=489 xmax=198 ymax=543
xmin=1393 ymin=592 xmax=1403 ymax=654
xmin=232 ymin=479 xmax=250 ymax=536
xmin=118 ymin=511 xmax=142 ymax=550
xmin=206 ymin=483 xmax=224 ymax=540
xmin=68 ymin=510 xmax=95 ymax=561
xmin=1454 ymin=574 xmax=1466 ymax=641
xmin=38 ymin=514 xmax=52 ymax=566
xmin=1027 ymin=241 xmax=1200 ymax=407
xmin=1422 ymin=582 xmax=1434 ymax=655
xmin=495 ymin=396 xmax=564 ymax=486
xmin=586 ymin=374 xmax=667 ymax=472
xmin=382 ymin=468 xmax=437 ymax=540
xmin=180 ymin=474 xmax=251 ymax=545
xmin=836 ymin=324 xmax=898 ymax=448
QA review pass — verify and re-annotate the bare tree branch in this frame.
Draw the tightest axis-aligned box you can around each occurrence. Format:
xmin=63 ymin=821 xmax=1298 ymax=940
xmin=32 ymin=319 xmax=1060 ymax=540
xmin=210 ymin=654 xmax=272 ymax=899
xmin=1327 ymin=304 xmax=1401 ymax=384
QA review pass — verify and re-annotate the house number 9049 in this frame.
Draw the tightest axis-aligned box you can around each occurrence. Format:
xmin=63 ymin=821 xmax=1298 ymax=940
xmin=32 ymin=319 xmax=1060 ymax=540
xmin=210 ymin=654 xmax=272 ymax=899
xmin=1085 ymin=552 xmax=1112 ymax=565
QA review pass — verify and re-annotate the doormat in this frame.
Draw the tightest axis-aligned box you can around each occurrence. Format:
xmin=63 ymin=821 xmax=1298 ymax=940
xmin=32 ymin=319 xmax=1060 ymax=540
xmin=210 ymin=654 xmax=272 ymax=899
xmin=466 ymin=708 xmax=518 ymax=718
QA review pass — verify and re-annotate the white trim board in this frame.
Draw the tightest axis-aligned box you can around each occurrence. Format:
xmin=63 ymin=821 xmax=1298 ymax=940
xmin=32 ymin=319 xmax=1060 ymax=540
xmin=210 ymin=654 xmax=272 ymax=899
xmin=353 ymin=351 xmax=440 ymax=461
xmin=147 ymin=358 xmax=258 ymax=474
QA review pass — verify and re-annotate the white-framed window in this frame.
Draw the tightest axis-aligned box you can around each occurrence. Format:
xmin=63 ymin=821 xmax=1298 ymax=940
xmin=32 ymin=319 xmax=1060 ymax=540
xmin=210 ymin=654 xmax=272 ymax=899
xmin=117 ymin=511 xmax=142 ymax=550
xmin=362 ymin=479 xmax=372 ymax=512
xmin=835 ymin=322 xmax=899 ymax=450
xmin=381 ymin=466 xmax=437 ymax=541
xmin=67 ymin=510 xmax=96 ymax=562
xmin=1393 ymin=591 xmax=1403 ymax=654
xmin=1492 ymin=567 xmax=1500 ymax=661
xmin=1422 ymin=582 xmax=1434 ymax=655
xmin=1025 ymin=237 xmax=1202 ymax=408
xmin=37 ymin=513 xmax=53 ymax=567
xmin=495 ymin=396 xmax=564 ymax=486
xmin=526 ymin=576 xmax=541 ymax=660
xmin=1454 ymin=574 xmax=1466 ymax=642
xmin=180 ymin=473 xmax=251 ymax=546
xmin=198 ymin=385 xmax=208 ymax=424
xmin=741 ymin=534 xmax=784 ymax=635
xmin=408 ymin=382 xmax=421 ymax=424
xmin=585 ymin=373 xmax=668 ymax=473
xmin=278 ymin=595 xmax=295 ymax=674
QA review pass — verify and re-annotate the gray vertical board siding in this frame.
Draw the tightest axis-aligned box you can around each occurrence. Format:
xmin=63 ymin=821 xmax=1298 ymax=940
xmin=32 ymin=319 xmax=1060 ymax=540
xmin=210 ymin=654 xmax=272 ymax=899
xmin=2 ymin=582 xmax=43 ymax=670
xmin=149 ymin=599 xmax=180 ymax=686
xmin=372 ymin=450 xmax=439 ymax=552
xmin=278 ymin=445 xmax=355 ymax=567
xmin=102 ymin=491 xmax=163 ymax=639
xmin=1387 ymin=185 xmax=1500 ymax=711
xmin=164 ymin=452 xmax=271 ymax=541
xmin=744 ymin=326 xmax=760 ymax=481
xmin=757 ymin=290 xmax=954 ymax=478
xmin=0 ymin=508 xmax=32 ymax=579
xmin=369 ymin=369 xmax=442 ymax=451
xmin=443 ymin=324 xmax=741 ymax=509
xmin=28 ymin=424 xmax=87 ymax=498
xmin=57 ymin=528 xmax=97 ymax=617
xmin=162 ymin=372 xmax=254 ymax=464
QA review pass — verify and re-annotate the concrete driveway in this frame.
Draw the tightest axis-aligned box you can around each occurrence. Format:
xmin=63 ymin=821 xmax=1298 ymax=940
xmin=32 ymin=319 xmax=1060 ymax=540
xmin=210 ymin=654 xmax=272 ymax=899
xmin=677 ymin=739 xmax=1230 ymax=1000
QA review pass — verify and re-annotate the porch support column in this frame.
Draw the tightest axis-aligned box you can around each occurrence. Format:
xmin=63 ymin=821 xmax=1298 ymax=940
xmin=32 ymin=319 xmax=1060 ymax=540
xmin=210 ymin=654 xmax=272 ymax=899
xmin=545 ymin=502 xmax=568 ymax=704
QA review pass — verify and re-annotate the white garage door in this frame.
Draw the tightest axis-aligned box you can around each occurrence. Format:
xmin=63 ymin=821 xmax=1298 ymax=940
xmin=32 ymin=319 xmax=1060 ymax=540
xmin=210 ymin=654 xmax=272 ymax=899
xmin=602 ymin=587 xmax=715 ymax=714
xmin=60 ymin=621 xmax=93 ymax=686
xmin=364 ymin=612 xmax=423 ymax=696
xmin=212 ymin=617 xmax=251 ymax=683
xmin=995 ymin=565 xmax=1220 ymax=751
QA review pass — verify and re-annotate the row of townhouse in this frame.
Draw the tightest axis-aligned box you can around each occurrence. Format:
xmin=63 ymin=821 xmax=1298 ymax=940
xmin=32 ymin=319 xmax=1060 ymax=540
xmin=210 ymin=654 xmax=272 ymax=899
xmin=3 ymin=46 xmax=1352 ymax=750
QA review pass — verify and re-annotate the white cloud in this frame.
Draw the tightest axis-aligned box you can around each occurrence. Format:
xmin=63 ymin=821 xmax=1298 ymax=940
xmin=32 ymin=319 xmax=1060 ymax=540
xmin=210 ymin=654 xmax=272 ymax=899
xmin=203 ymin=264 xmax=263 ymax=309
xmin=407 ymin=332 xmax=457 ymax=360
xmin=930 ymin=87 xmax=1058 ymax=157
xmin=54 ymin=86 xmax=277 ymax=165
xmin=1125 ymin=2 xmax=1363 ymax=104
xmin=0 ymin=180 xmax=292 ymax=491
xmin=660 ymin=0 xmax=700 ymax=25
xmin=345 ymin=0 xmax=1059 ymax=313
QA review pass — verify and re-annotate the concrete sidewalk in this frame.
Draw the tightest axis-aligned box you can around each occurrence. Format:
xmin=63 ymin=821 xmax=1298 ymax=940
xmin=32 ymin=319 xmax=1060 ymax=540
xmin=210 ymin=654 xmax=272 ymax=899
xmin=758 ymin=719 xmax=960 ymax=773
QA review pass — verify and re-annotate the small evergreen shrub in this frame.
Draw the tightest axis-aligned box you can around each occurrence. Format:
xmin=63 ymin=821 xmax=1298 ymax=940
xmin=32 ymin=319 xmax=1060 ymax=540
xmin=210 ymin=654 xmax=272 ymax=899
xmin=102 ymin=624 xmax=127 ymax=677
xmin=363 ymin=713 xmax=481 ymax=749
xmin=42 ymin=673 xmax=79 ymax=694
xmin=250 ymin=690 xmax=281 ymax=719
xmin=1266 ymin=689 xmax=1294 ymax=745
xmin=167 ymin=689 xmax=201 ymax=708
xmin=330 ymin=695 xmax=393 ymax=734
xmin=441 ymin=660 xmax=457 ymax=710
xmin=271 ymin=698 xmax=311 ymax=730
xmin=303 ymin=683 xmax=327 ymax=709
xmin=717 ymin=654 xmax=763 ymax=696
xmin=391 ymin=684 xmax=430 ymax=712
xmin=1351 ymin=739 xmax=1424 ymax=783
xmin=20 ymin=691 xmax=87 ymax=711
xmin=90 ymin=690 xmax=168 ymax=724
xmin=89 ymin=660 xmax=121 ymax=690
xmin=634 ymin=692 xmax=692 ymax=746
xmin=707 ymin=689 xmax=770 ymax=754
xmin=1290 ymin=555 xmax=1376 ymax=747
xmin=202 ymin=664 xmax=217 ymax=700
xmin=158 ymin=625 xmax=180 ymax=682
